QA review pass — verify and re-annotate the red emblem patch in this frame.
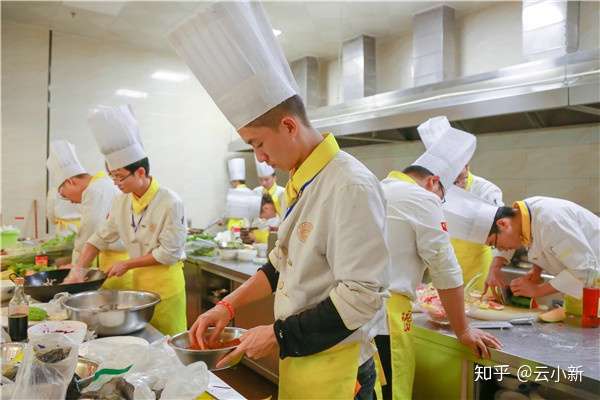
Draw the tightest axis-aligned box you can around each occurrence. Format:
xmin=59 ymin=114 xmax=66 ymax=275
xmin=441 ymin=222 xmax=448 ymax=232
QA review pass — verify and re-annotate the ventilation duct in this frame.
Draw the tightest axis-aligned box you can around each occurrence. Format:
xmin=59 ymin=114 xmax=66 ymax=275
xmin=522 ymin=0 xmax=580 ymax=60
xmin=291 ymin=56 xmax=321 ymax=109
xmin=412 ymin=5 xmax=457 ymax=87
xmin=342 ymin=35 xmax=376 ymax=101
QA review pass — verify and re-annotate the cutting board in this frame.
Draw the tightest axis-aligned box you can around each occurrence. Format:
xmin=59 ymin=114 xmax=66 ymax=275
xmin=466 ymin=304 xmax=542 ymax=321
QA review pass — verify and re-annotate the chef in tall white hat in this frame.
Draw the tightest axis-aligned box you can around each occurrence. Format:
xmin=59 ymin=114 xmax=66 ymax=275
xmin=377 ymin=127 xmax=501 ymax=400
xmin=47 ymin=140 xmax=129 ymax=289
xmin=46 ymin=145 xmax=82 ymax=237
xmin=418 ymin=116 xmax=504 ymax=290
xmin=444 ymin=189 xmax=600 ymax=306
xmin=170 ymin=2 xmax=388 ymax=397
xmin=64 ymin=105 xmax=187 ymax=335
xmin=228 ymin=158 xmax=251 ymax=190
xmin=253 ymin=155 xmax=286 ymax=216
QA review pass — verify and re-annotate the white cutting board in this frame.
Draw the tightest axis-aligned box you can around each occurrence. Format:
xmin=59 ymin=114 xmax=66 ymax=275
xmin=467 ymin=304 xmax=542 ymax=321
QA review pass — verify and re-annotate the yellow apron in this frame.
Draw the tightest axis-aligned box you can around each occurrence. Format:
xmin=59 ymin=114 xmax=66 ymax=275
xmin=132 ymin=260 xmax=187 ymax=335
xmin=97 ymin=250 xmax=132 ymax=290
xmin=451 ymin=239 xmax=493 ymax=291
xmin=253 ymin=228 xmax=269 ymax=244
xmin=387 ymin=292 xmax=415 ymax=400
xmin=226 ymin=218 xmax=245 ymax=231
xmin=279 ymin=341 xmax=360 ymax=399
xmin=452 ymin=172 xmax=494 ymax=291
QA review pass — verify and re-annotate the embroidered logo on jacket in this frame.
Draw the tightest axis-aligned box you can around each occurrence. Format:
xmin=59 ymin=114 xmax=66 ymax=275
xmin=440 ymin=222 xmax=448 ymax=232
xmin=297 ymin=222 xmax=313 ymax=242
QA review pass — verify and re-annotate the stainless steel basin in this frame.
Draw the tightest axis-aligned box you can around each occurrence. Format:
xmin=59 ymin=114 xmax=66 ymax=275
xmin=63 ymin=290 xmax=160 ymax=336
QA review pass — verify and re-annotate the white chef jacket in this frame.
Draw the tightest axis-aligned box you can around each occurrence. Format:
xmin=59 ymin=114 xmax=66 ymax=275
xmin=269 ymin=151 xmax=389 ymax=363
xmin=88 ymin=187 xmax=186 ymax=265
xmin=382 ymin=178 xmax=464 ymax=300
xmin=498 ymin=197 xmax=600 ymax=298
xmin=46 ymin=191 xmax=81 ymax=224
xmin=72 ymin=176 xmax=125 ymax=264
xmin=470 ymin=174 xmax=503 ymax=207
xmin=469 ymin=174 xmax=504 ymax=259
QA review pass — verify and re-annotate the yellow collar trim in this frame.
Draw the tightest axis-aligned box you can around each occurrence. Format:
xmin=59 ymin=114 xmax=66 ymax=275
xmin=465 ymin=170 xmax=474 ymax=191
xmin=386 ymin=171 xmax=417 ymax=185
xmin=265 ymin=184 xmax=282 ymax=215
xmin=237 ymin=184 xmax=248 ymax=189
xmin=131 ymin=178 xmax=159 ymax=215
xmin=90 ymin=171 xmax=106 ymax=183
xmin=285 ymin=133 xmax=340 ymax=206
xmin=513 ymin=200 xmax=532 ymax=247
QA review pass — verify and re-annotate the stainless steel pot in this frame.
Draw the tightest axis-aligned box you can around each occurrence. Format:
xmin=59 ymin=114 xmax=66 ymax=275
xmin=62 ymin=290 xmax=160 ymax=336
xmin=168 ymin=327 xmax=246 ymax=371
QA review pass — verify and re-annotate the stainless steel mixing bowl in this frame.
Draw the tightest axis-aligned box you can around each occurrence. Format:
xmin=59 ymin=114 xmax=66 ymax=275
xmin=168 ymin=327 xmax=246 ymax=371
xmin=62 ymin=290 xmax=160 ymax=336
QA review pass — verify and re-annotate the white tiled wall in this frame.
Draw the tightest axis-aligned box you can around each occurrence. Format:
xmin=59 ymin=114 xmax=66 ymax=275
xmin=2 ymin=21 xmax=243 ymax=237
xmin=1 ymin=21 xmax=50 ymax=238
xmin=344 ymin=124 xmax=600 ymax=214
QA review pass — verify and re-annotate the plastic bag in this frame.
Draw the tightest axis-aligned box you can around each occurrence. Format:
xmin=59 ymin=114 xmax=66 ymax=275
xmin=11 ymin=333 xmax=79 ymax=400
xmin=0 ymin=376 xmax=15 ymax=400
xmin=83 ymin=341 xmax=150 ymax=392
xmin=125 ymin=338 xmax=208 ymax=400
xmin=160 ymin=362 xmax=209 ymax=400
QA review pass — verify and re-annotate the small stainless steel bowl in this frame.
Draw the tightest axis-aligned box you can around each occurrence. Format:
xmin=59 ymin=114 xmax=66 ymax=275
xmin=168 ymin=327 xmax=246 ymax=371
xmin=63 ymin=290 xmax=160 ymax=336
xmin=75 ymin=357 xmax=99 ymax=388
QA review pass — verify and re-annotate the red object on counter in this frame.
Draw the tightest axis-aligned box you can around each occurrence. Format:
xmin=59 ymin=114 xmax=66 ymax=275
xmin=35 ymin=255 xmax=48 ymax=266
xmin=582 ymin=287 xmax=600 ymax=328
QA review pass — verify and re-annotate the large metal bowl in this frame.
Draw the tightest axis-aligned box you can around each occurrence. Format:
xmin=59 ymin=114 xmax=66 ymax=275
xmin=62 ymin=290 xmax=160 ymax=336
xmin=168 ymin=327 xmax=246 ymax=371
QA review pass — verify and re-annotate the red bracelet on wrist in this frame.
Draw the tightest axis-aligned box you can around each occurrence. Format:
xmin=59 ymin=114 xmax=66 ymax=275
xmin=217 ymin=300 xmax=235 ymax=320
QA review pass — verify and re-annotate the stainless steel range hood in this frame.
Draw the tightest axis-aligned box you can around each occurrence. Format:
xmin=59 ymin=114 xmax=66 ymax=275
xmin=229 ymin=49 xmax=599 ymax=151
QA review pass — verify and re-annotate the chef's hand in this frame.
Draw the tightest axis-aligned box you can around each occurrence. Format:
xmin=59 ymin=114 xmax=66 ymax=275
xmin=524 ymin=264 xmax=543 ymax=283
xmin=188 ymin=304 xmax=231 ymax=350
xmin=59 ymin=263 xmax=74 ymax=270
xmin=106 ymin=261 xmax=130 ymax=278
xmin=215 ymin=324 xmax=278 ymax=369
xmin=63 ymin=267 xmax=88 ymax=284
xmin=510 ymin=276 xmax=540 ymax=298
xmin=458 ymin=327 xmax=502 ymax=359
xmin=482 ymin=258 xmax=509 ymax=299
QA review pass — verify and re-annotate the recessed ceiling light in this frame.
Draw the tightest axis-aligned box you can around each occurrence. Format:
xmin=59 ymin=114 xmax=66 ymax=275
xmin=272 ymin=29 xmax=282 ymax=37
xmin=151 ymin=70 xmax=189 ymax=82
xmin=115 ymin=89 xmax=148 ymax=99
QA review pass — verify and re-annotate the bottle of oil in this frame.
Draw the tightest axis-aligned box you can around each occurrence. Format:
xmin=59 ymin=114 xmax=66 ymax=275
xmin=8 ymin=277 xmax=28 ymax=341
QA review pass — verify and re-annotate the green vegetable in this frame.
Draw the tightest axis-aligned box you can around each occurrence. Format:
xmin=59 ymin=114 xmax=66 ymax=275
xmin=510 ymin=295 xmax=532 ymax=308
xmin=186 ymin=233 xmax=215 ymax=242
xmin=12 ymin=263 xmax=57 ymax=277
xmin=190 ymin=247 xmax=215 ymax=257
xmin=29 ymin=306 xmax=48 ymax=321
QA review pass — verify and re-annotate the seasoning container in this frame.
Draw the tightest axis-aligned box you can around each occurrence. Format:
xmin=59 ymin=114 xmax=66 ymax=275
xmin=582 ymin=271 xmax=599 ymax=328
xmin=8 ymin=277 xmax=29 ymax=341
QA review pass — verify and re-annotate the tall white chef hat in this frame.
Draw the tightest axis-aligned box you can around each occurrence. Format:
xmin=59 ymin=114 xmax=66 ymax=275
xmin=255 ymin=155 xmax=274 ymax=178
xmin=412 ymin=127 xmax=476 ymax=190
xmin=46 ymin=140 xmax=87 ymax=185
xmin=443 ymin=186 xmax=498 ymax=243
xmin=417 ymin=116 xmax=451 ymax=149
xmin=168 ymin=0 xmax=299 ymax=130
xmin=228 ymin=158 xmax=246 ymax=181
xmin=88 ymin=105 xmax=146 ymax=170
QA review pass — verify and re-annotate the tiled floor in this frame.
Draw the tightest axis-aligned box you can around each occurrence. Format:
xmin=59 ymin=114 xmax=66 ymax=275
xmin=215 ymin=363 xmax=278 ymax=400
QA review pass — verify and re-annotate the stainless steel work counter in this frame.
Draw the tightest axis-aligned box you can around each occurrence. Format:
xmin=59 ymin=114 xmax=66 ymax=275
xmin=413 ymin=313 xmax=600 ymax=394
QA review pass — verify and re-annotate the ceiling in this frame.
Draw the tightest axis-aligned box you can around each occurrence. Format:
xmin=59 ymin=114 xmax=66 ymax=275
xmin=2 ymin=1 xmax=493 ymax=61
